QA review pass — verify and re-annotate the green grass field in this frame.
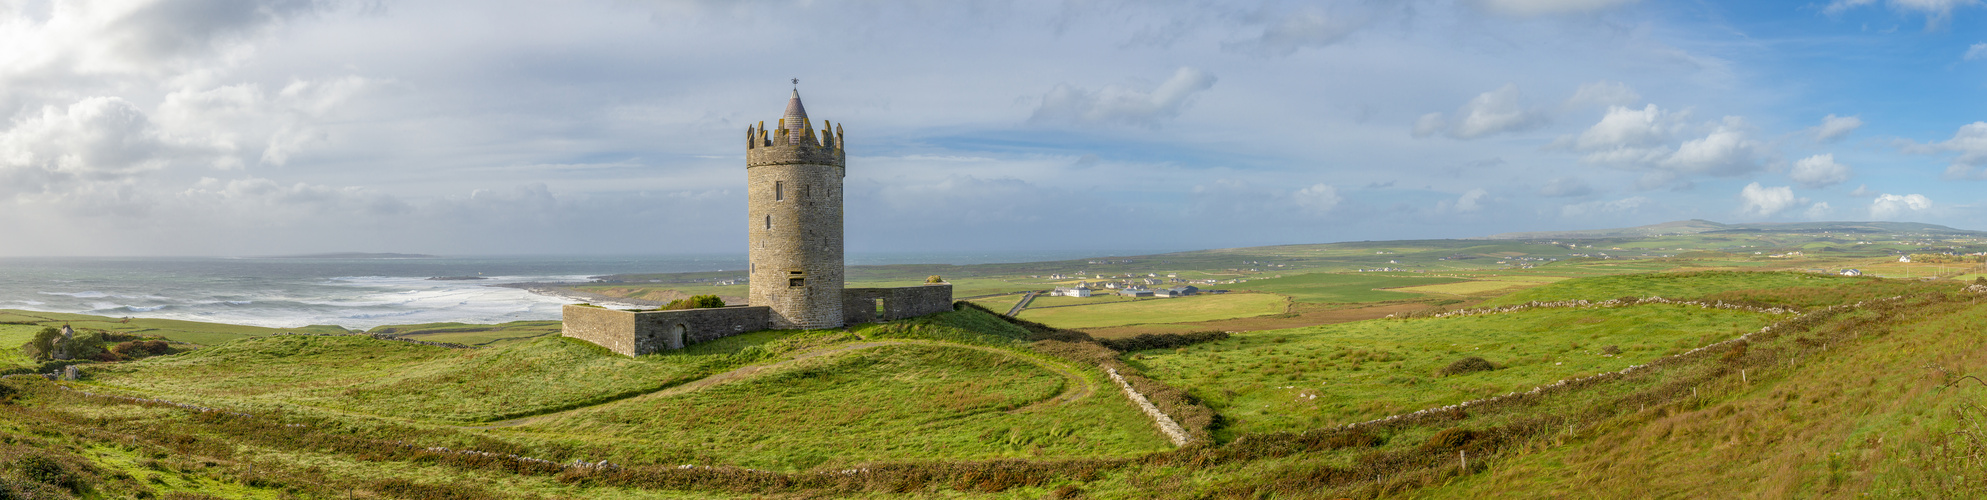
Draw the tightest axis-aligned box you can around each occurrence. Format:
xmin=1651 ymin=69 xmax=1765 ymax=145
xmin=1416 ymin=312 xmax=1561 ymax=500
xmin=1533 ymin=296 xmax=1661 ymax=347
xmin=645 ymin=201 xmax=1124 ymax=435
xmin=1132 ymin=304 xmax=1779 ymax=438
xmin=515 ymin=343 xmax=1168 ymax=470
xmin=88 ymin=331 xmax=795 ymax=423
xmin=0 ymin=308 xmax=349 ymax=345
xmin=1386 ymin=280 xmax=1531 ymax=295
xmin=1017 ymin=293 xmax=1289 ymax=329
xmin=1479 ymin=271 xmax=1875 ymax=306
xmin=1229 ymin=273 xmax=1467 ymax=303
xmin=365 ymin=320 xmax=563 ymax=345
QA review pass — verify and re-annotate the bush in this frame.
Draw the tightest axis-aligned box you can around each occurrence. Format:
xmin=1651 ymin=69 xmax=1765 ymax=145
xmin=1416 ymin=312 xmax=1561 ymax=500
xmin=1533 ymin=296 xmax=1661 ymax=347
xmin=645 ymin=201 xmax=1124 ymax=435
xmin=1975 ymin=276 xmax=1987 ymax=286
xmin=112 ymin=340 xmax=173 ymax=358
xmin=1421 ymin=427 xmax=1476 ymax=451
xmin=1438 ymin=356 xmax=1496 ymax=377
xmin=18 ymin=327 xmax=60 ymax=362
xmin=660 ymin=295 xmax=726 ymax=310
xmin=14 ymin=454 xmax=74 ymax=490
xmin=1601 ymin=345 xmax=1622 ymax=355
xmin=927 ymin=275 xmax=945 ymax=284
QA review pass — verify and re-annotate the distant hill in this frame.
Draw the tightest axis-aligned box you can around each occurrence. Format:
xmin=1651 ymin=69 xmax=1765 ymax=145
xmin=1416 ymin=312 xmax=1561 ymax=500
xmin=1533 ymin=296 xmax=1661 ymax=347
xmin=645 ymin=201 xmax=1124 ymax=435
xmin=1476 ymin=219 xmax=1987 ymax=240
xmin=252 ymin=252 xmax=440 ymax=259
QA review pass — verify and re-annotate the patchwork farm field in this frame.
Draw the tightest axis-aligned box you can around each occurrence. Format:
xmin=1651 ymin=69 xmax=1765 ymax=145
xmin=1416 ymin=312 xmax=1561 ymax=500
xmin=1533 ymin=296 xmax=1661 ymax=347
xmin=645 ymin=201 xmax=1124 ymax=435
xmin=1229 ymin=273 xmax=1467 ymax=303
xmin=1132 ymin=304 xmax=1781 ymax=437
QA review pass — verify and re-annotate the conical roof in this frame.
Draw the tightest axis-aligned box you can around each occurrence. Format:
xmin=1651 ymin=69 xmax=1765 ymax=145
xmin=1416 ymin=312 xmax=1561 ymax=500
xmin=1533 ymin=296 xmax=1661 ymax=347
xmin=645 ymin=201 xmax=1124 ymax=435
xmin=783 ymin=89 xmax=809 ymax=145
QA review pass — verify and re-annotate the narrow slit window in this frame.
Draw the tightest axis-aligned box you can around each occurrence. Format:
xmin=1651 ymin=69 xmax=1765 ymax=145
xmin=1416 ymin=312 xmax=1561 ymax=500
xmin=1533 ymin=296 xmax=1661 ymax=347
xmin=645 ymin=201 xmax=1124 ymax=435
xmin=802 ymin=184 xmax=811 ymax=199
xmin=775 ymin=181 xmax=784 ymax=201
xmin=764 ymin=215 xmax=771 ymax=230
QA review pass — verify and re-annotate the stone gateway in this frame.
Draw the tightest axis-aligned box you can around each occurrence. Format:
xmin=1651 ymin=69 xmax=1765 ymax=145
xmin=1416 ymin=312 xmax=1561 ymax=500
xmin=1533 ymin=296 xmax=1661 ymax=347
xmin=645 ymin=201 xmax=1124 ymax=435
xmin=562 ymin=89 xmax=952 ymax=356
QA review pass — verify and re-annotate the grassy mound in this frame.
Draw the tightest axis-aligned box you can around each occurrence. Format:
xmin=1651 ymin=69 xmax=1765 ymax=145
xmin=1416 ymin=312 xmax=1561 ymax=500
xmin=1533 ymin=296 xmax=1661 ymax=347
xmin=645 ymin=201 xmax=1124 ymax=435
xmin=90 ymin=332 xmax=790 ymax=422
xmin=520 ymin=343 xmax=1151 ymax=470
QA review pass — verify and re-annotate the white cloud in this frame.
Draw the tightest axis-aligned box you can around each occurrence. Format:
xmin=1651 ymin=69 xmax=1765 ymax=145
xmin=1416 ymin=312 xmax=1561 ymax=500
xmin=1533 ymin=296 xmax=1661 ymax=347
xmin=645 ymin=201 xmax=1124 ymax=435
xmin=1662 ymin=117 xmax=1765 ymax=176
xmin=1870 ymin=193 xmax=1934 ymax=219
xmin=1901 ymin=121 xmax=1987 ymax=179
xmin=1475 ymin=0 xmax=1640 ymax=16
xmin=1565 ymin=108 xmax=1766 ymax=184
xmin=1790 ymin=154 xmax=1852 ymax=188
xmin=1031 ymin=67 xmax=1217 ymax=129
xmin=1438 ymin=188 xmax=1491 ymax=213
xmin=1564 ymin=81 xmax=1641 ymax=109
xmin=0 ymin=96 xmax=227 ymax=200
xmin=1851 ymin=184 xmax=1878 ymax=197
xmin=1413 ymin=113 xmax=1447 ymax=138
xmin=1824 ymin=0 xmax=1981 ymax=29
xmin=1805 ymin=202 xmax=1833 ymax=220
xmin=1812 ymin=114 xmax=1863 ymax=143
xmin=1738 ymin=182 xmax=1802 ymax=218
xmin=1575 ymin=104 xmax=1682 ymax=151
xmin=1451 ymin=84 xmax=1547 ymax=139
xmin=1560 ymin=196 xmax=1649 ymax=218
xmin=1221 ymin=4 xmax=1383 ymax=56
xmin=1417 ymin=84 xmax=1546 ymax=139
xmin=1292 ymin=183 xmax=1343 ymax=215
xmin=1967 ymin=42 xmax=1987 ymax=60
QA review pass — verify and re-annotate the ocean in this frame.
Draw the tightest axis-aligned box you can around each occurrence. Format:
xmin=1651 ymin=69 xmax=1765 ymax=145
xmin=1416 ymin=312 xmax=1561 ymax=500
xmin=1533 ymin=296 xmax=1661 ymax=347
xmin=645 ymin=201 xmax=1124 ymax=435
xmin=0 ymin=251 xmax=1108 ymax=329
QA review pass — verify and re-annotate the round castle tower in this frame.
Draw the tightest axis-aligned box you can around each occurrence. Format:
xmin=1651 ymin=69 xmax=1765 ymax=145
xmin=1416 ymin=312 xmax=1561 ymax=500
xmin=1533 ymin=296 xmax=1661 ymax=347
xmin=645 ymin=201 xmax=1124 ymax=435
xmin=746 ymin=90 xmax=846 ymax=329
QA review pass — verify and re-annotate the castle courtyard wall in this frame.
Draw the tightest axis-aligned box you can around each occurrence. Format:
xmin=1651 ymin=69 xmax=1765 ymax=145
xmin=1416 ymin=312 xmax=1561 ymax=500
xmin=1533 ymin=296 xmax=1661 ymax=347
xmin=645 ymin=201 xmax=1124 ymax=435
xmin=842 ymin=284 xmax=953 ymax=325
xmin=562 ymin=304 xmax=770 ymax=356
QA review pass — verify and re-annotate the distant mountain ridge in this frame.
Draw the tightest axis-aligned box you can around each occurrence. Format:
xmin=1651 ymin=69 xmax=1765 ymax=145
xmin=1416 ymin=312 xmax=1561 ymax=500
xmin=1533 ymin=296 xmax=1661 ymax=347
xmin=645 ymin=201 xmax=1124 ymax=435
xmin=1476 ymin=220 xmax=1987 ymax=240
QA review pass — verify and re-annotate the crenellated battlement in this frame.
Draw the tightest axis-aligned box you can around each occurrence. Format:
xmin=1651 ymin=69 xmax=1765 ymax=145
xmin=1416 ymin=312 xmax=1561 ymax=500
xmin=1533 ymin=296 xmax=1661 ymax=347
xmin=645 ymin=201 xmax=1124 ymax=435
xmin=745 ymin=119 xmax=845 ymax=168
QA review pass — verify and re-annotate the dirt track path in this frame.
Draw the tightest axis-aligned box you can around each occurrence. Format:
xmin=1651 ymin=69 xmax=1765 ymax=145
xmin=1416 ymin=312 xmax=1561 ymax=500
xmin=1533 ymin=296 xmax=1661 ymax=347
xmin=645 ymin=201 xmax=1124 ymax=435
xmin=461 ymin=340 xmax=1094 ymax=430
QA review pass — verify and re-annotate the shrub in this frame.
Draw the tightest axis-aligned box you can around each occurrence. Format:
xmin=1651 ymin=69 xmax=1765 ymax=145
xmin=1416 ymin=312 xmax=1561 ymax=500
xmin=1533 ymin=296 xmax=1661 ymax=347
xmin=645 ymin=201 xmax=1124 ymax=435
xmin=1601 ymin=345 xmax=1622 ymax=355
xmin=112 ymin=340 xmax=173 ymax=358
xmin=1421 ymin=427 xmax=1476 ymax=451
xmin=14 ymin=454 xmax=74 ymax=490
xmin=660 ymin=295 xmax=726 ymax=310
xmin=927 ymin=275 xmax=945 ymax=284
xmin=1438 ymin=356 xmax=1496 ymax=377
xmin=1975 ymin=276 xmax=1986 ymax=286
xmin=18 ymin=327 xmax=60 ymax=362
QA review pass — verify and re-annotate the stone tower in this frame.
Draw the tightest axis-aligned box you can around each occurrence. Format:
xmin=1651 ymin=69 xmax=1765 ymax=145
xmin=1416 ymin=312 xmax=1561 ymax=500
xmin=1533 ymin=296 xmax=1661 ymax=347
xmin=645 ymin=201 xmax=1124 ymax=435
xmin=745 ymin=90 xmax=846 ymax=329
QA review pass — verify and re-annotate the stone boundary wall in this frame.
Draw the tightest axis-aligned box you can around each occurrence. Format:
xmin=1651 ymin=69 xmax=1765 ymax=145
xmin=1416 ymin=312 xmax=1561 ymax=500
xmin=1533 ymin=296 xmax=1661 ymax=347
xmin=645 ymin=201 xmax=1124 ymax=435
xmin=841 ymin=284 xmax=953 ymax=325
xmin=1106 ymin=367 xmax=1193 ymax=447
xmin=562 ymin=305 xmax=770 ymax=356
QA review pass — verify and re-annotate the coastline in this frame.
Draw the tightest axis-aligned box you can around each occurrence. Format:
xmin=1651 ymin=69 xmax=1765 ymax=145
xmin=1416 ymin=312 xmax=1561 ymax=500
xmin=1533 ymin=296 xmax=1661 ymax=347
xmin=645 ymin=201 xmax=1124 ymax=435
xmin=493 ymin=282 xmax=659 ymax=310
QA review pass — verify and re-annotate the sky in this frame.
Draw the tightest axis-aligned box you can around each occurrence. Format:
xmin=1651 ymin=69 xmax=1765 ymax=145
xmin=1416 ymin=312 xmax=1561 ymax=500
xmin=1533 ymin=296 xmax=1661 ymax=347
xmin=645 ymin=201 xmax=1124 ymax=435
xmin=3 ymin=0 xmax=1987 ymax=257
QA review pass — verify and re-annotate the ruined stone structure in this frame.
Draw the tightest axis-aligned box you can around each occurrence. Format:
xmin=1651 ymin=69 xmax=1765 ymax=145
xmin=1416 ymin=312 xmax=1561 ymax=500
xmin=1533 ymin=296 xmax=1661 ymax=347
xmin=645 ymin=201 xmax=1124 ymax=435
xmin=562 ymin=89 xmax=953 ymax=356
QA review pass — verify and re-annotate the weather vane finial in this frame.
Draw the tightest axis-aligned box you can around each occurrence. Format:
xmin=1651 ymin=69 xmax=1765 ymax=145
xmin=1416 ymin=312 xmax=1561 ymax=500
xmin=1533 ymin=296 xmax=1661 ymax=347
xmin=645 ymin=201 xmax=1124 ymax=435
xmin=791 ymin=78 xmax=799 ymax=87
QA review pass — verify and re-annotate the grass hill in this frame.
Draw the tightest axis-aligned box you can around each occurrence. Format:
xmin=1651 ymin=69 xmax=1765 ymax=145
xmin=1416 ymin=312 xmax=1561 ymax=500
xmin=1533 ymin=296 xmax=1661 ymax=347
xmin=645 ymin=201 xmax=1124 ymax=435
xmin=4 ymin=221 xmax=1987 ymax=497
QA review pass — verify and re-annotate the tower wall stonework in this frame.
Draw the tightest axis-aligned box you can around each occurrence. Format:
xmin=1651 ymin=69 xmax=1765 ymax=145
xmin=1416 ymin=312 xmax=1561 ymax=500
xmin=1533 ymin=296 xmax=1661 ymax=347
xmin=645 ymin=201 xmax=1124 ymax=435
xmin=745 ymin=92 xmax=847 ymax=330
